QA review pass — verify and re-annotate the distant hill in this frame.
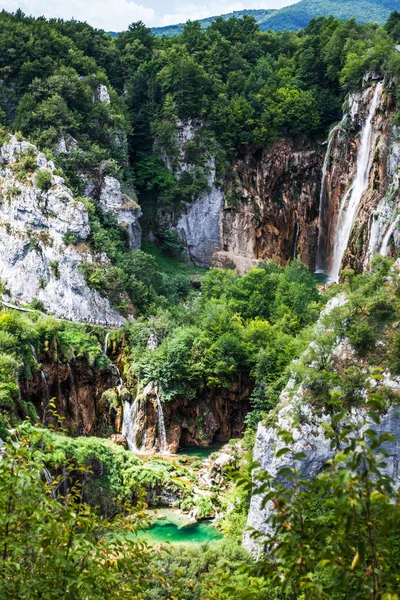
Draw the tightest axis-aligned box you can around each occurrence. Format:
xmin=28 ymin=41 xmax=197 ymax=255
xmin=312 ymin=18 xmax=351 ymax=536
xmin=151 ymin=9 xmax=275 ymax=38
xmin=151 ymin=0 xmax=398 ymax=37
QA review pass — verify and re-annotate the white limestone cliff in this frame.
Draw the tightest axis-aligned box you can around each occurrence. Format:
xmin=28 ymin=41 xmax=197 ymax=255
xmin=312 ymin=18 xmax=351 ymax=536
xmin=0 ymin=135 xmax=124 ymax=324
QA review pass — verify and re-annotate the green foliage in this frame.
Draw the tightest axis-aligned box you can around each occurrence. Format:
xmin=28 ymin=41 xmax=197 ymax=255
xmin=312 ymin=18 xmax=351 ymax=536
xmin=151 ymin=3 xmax=398 ymax=37
xmin=241 ymin=394 xmax=400 ymax=599
xmin=130 ymin=261 xmax=321 ymax=409
xmin=35 ymin=169 xmax=52 ymax=192
xmin=0 ymin=435 xmax=161 ymax=599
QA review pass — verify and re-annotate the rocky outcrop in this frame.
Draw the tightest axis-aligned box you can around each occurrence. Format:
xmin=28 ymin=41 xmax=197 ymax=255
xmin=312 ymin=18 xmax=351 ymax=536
xmin=176 ymin=159 xmax=224 ymax=267
xmin=0 ymin=135 xmax=123 ymax=322
xmin=243 ymin=294 xmax=400 ymax=556
xmin=317 ymin=80 xmax=400 ymax=276
xmin=244 ymin=384 xmax=400 ymax=557
xmin=217 ymin=138 xmax=323 ymax=273
xmin=125 ymin=379 xmax=252 ymax=454
xmin=99 ymin=176 xmax=142 ymax=250
xmin=22 ymin=357 xmax=121 ymax=437
xmin=159 ymin=119 xmax=224 ymax=266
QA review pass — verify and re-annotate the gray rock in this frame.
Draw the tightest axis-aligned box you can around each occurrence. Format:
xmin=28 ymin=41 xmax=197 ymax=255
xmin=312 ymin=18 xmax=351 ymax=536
xmin=0 ymin=135 xmax=123 ymax=323
xmin=176 ymin=159 xmax=224 ymax=267
xmin=99 ymin=176 xmax=142 ymax=250
xmin=96 ymin=84 xmax=111 ymax=104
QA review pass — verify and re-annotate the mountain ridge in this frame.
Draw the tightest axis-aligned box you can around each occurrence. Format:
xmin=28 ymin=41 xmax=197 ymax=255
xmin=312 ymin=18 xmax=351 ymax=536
xmin=150 ymin=0 xmax=398 ymax=37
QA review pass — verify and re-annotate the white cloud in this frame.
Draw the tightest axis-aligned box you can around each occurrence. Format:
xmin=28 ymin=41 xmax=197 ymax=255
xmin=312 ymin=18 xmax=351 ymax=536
xmin=158 ymin=0 xmax=296 ymax=26
xmin=1 ymin=0 xmax=156 ymax=30
xmin=0 ymin=0 xmax=296 ymax=30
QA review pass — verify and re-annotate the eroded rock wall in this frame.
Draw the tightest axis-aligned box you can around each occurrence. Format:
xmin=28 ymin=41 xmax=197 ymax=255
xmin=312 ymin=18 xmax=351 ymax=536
xmin=217 ymin=138 xmax=323 ymax=273
xmin=0 ymin=135 xmax=123 ymax=322
xmin=21 ymin=357 xmax=121 ymax=437
xmin=127 ymin=378 xmax=252 ymax=454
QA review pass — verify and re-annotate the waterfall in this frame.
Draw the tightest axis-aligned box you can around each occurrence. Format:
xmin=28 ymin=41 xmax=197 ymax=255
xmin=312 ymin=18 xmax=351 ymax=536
xmin=103 ymin=332 xmax=110 ymax=356
xmin=329 ymin=82 xmax=383 ymax=282
xmin=30 ymin=343 xmax=50 ymax=422
xmin=41 ymin=370 xmax=50 ymax=425
xmin=315 ymin=122 xmax=344 ymax=272
xmin=155 ymin=386 xmax=167 ymax=453
xmin=380 ymin=215 xmax=400 ymax=256
xmin=122 ymin=398 xmax=139 ymax=452
xmin=30 ymin=343 xmax=39 ymax=364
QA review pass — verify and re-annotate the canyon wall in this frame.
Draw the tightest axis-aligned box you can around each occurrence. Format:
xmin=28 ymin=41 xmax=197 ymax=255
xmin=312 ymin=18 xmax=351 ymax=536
xmin=169 ymin=79 xmax=400 ymax=276
xmin=126 ymin=379 xmax=252 ymax=454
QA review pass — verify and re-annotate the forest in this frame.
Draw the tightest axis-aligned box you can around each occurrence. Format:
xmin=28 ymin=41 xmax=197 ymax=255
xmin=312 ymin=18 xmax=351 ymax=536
xmin=0 ymin=7 xmax=400 ymax=600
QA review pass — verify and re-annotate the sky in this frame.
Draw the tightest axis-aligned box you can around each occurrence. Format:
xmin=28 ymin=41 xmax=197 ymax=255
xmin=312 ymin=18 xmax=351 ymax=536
xmin=0 ymin=0 xmax=296 ymax=31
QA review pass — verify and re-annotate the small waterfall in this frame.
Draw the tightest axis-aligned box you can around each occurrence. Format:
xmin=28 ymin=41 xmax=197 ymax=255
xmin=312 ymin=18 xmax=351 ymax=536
xmin=329 ymin=83 xmax=383 ymax=282
xmin=315 ymin=122 xmax=344 ymax=272
xmin=380 ymin=215 xmax=400 ymax=256
xmin=155 ymin=386 xmax=167 ymax=453
xmin=292 ymin=221 xmax=299 ymax=260
xmin=122 ymin=398 xmax=139 ymax=452
xmin=30 ymin=343 xmax=39 ymax=364
xmin=116 ymin=367 xmax=123 ymax=394
xmin=30 ymin=343 xmax=50 ymax=423
xmin=40 ymin=370 xmax=50 ymax=425
xmin=103 ymin=332 xmax=110 ymax=356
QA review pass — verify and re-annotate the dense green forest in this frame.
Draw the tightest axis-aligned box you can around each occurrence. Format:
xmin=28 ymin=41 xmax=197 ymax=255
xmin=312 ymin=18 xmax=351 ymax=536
xmin=151 ymin=0 xmax=399 ymax=37
xmin=0 ymin=7 xmax=400 ymax=600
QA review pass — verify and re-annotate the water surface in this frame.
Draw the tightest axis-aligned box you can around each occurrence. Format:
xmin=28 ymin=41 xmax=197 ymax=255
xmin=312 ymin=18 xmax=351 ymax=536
xmin=177 ymin=443 xmax=224 ymax=460
xmin=141 ymin=509 xmax=222 ymax=546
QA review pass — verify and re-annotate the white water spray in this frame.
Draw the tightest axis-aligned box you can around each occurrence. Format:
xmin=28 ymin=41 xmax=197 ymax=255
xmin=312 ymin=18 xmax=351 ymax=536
xmin=122 ymin=398 xmax=138 ymax=451
xmin=155 ymin=385 xmax=167 ymax=453
xmin=315 ymin=122 xmax=344 ymax=272
xmin=380 ymin=215 xmax=400 ymax=256
xmin=103 ymin=332 xmax=110 ymax=356
xmin=329 ymin=83 xmax=382 ymax=282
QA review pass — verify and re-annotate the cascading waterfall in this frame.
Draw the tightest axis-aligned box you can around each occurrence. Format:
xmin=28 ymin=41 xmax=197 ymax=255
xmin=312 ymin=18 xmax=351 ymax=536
xmin=315 ymin=121 xmax=344 ymax=272
xmin=381 ymin=215 xmax=400 ymax=256
xmin=122 ymin=398 xmax=138 ymax=451
xmin=155 ymin=385 xmax=167 ymax=453
xmin=103 ymin=332 xmax=110 ymax=356
xmin=329 ymin=82 xmax=383 ymax=282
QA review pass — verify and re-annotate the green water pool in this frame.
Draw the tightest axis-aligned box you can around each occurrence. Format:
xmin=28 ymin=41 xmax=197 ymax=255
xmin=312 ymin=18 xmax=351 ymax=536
xmin=177 ymin=443 xmax=224 ymax=460
xmin=141 ymin=509 xmax=223 ymax=546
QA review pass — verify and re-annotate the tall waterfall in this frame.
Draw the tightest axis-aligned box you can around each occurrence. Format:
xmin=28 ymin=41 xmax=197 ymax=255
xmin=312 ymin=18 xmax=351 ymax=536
xmin=315 ymin=122 xmax=343 ymax=272
xmin=329 ymin=83 xmax=383 ymax=282
xmin=103 ymin=332 xmax=110 ymax=356
xmin=381 ymin=215 xmax=400 ymax=256
xmin=155 ymin=386 xmax=167 ymax=453
xmin=122 ymin=398 xmax=138 ymax=452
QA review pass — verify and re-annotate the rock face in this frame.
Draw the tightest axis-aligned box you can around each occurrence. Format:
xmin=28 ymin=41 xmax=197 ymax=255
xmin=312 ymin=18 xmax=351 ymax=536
xmin=217 ymin=138 xmax=323 ymax=273
xmin=160 ymin=119 xmax=224 ymax=267
xmin=317 ymin=80 xmax=400 ymax=275
xmin=163 ymin=81 xmax=399 ymax=276
xmin=21 ymin=357 xmax=121 ymax=437
xmin=176 ymin=160 xmax=224 ymax=267
xmin=99 ymin=176 xmax=142 ymax=250
xmin=0 ymin=135 xmax=123 ymax=323
xmin=244 ymin=388 xmax=400 ymax=557
xmin=126 ymin=378 xmax=252 ymax=454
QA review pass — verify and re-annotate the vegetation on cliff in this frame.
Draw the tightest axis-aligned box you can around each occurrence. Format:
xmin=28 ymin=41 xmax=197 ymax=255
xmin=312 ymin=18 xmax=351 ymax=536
xmin=0 ymin=6 xmax=400 ymax=600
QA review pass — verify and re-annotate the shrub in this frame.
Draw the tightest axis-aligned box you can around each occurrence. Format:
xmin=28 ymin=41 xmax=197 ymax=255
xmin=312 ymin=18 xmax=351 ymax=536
xmin=36 ymin=169 xmax=52 ymax=192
